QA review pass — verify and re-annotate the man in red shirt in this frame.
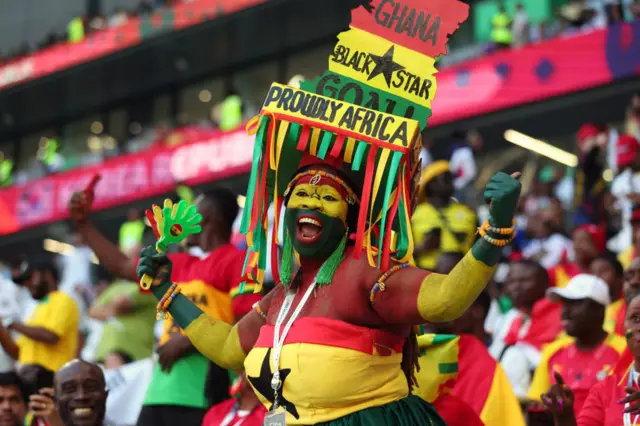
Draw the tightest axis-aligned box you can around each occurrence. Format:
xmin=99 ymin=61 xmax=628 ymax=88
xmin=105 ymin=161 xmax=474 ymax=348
xmin=69 ymin=187 xmax=261 ymax=426
xmin=527 ymin=274 xmax=626 ymax=415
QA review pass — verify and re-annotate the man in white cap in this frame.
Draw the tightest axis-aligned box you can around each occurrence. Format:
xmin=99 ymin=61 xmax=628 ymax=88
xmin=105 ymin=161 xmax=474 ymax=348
xmin=526 ymin=274 xmax=626 ymax=416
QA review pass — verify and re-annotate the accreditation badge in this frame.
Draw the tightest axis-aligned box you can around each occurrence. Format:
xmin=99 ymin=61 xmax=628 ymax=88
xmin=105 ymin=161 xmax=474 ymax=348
xmin=264 ymin=409 xmax=286 ymax=426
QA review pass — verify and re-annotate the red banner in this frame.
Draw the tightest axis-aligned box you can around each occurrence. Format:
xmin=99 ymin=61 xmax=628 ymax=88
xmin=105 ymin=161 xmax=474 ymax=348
xmin=0 ymin=127 xmax=254 ymax=235
xmin=0 ymin=0 xmax=265 ymax=91
xmin=431 ymin=21 xmax=640 ymax=125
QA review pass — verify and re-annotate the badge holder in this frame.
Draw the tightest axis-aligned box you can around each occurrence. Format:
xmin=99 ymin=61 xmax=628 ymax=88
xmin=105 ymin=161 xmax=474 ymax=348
xmin=264 ymin=373 xmax=286 ymax=425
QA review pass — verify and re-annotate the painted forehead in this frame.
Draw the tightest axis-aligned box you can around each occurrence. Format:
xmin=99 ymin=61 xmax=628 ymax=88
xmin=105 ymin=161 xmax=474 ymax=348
xmin=288 ymin=169 xmax=360 ymax=205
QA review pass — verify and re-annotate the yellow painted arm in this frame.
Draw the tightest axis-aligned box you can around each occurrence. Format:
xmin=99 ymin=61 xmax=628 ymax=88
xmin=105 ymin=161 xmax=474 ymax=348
xmin=417 ymin=251 xmax=496 ymax=322
xmin=184 ymin=313 xmax=247 ymax=371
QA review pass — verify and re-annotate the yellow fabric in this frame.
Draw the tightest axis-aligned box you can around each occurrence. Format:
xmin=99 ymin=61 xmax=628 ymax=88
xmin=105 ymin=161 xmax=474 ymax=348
xmin=412 ymin=202 xmax=477 ymax=270
xmin=184 ymin=314 xmax=245 ymax=371
xmin=287 ymin=183 xmax=348 ymax=224
xmin=417 ymin=251 xmax=496 ymax=322
xmin=491 ymin=13 xmax=512 ymax=44
xmin=418 ymin=161 xmax=450 ymax=203
xmin=619 ymin=245 xmax=635 ymax=269
xmin=604 ymin=298 xmax=625 ymax=335
xmin=160 ymin=280 xmax=234 ymax=344
xmin=481 ymin=364 xmax=527 ymax=426
xmin=244 ymin=344 xmax=408 ymax=425
xmin=17 ymin=292 xmax=80 ymax=371
xmin=526 ymin=334 xmax=626 ymax=401
xmin=413 ymin=334 xmax=460 ymax=403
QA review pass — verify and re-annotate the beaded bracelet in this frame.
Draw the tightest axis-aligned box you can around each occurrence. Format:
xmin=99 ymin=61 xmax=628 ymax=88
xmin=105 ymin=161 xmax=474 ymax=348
xmin=156 ymin=284 xmax=182 ymax=320
xmin=253 ymin=302 xmax=267 ymax=321
xmin=478 ymin=219 xmax=516 ymax=235
xmin=478 ymin=224 xmax=515 ymax=247
xmin=369 ymin=263 xmax=411 ymax=305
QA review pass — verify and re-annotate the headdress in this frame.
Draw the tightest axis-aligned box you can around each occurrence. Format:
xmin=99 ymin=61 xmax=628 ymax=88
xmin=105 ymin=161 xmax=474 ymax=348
xmin=238 ymin=0 xmax=469 ymax=292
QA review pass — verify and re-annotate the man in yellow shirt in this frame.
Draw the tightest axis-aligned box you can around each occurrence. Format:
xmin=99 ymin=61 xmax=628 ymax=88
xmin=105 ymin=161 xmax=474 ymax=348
xmin=412 ymin=161 xmax=477 ymax=270
xmin=0 ymin=259 xmax=80 ymax=372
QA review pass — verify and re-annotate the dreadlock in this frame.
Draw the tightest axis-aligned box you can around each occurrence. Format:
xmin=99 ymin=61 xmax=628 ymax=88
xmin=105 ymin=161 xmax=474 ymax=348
xmin=401 ymin=327 xmax=420 ymax=392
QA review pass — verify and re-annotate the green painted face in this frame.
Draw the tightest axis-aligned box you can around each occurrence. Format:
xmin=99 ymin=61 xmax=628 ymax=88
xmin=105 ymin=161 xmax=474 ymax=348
xmin=285 ymin=208 xmax=346 ymax=259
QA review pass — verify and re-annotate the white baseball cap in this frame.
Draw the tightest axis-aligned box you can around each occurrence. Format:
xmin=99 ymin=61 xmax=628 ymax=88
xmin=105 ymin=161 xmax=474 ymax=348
xmin=546 ymin=273 xmax=611 ymax=306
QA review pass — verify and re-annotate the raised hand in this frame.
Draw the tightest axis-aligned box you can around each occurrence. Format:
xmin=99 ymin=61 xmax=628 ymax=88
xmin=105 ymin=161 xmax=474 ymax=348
xmin=484 ymin=172 xmax=522 ymax=228
xmin=69 ymin=174 xmax=101 ymax=225
xmin=136 ymin=245 xmax=172 ymax=288
xmin=619 ymin=385 xmax=640 ymax=414
xmin=28 ymin=388 xmax=63 ymax=426
xmin=541 ymin=372 xmax=575 ymax=420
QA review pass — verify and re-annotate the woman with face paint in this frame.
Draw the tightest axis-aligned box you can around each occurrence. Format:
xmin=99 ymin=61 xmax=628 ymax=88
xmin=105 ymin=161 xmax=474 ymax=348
xmin=541 ymin=292 xmax=640 ymax=426
xmin=135 ymin=1 xmax=522 ymax=425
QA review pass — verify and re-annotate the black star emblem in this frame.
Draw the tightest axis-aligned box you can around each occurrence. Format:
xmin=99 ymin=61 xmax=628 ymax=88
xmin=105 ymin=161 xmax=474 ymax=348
xmin=247 ymin=348 xmax=299 ymax=419
xmin=367 ymin=46 xmax=405 ymax=88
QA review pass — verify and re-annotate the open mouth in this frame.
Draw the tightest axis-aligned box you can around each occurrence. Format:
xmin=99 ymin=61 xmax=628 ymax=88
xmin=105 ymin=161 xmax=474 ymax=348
xmin=297 ymin=216 xmax=323 ymax=243
xmin=71 ymin=407 xmax=95 ymax=418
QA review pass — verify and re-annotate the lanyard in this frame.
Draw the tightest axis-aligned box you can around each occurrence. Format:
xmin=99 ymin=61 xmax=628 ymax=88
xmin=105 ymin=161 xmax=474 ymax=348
xmin=624 ymin=368 xmax=640 ymax=426
xmin=219 ymin=402 xmax=257 ymax=426
xmin=270 ymin=281 xmax=316 ymax=409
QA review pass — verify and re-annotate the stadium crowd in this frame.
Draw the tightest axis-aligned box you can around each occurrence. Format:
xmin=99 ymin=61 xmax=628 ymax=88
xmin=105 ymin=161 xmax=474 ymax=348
xmin=0 ymin=90 xmax=637 ymax=426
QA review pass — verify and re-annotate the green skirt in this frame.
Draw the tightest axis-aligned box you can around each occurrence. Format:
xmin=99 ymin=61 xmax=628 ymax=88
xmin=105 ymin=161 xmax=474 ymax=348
xmin=315 ymin=396 xmax=446 ymax=426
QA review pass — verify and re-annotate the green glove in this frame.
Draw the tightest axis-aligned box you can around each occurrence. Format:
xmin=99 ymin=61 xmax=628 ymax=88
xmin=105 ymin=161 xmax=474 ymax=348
xmin=136 ymin=245 xmax=172 ymax=297
xmin=483 ymin=172 xmax=521 ymax=228
xmin=136 ymin=245 xmax=203 ymax=327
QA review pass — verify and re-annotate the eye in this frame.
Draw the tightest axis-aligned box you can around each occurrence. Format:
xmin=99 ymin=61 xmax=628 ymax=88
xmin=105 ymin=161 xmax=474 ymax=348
xmin=323 ymin=195 xmax=337 ymax=202
xmin=634 ymin=315 xmax=640 ymax=323
xmin=295 ymin=190 xmax=308 ymax=197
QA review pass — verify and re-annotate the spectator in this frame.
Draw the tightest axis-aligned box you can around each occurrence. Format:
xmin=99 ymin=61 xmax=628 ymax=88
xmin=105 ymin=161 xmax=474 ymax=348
xmin=522 ymin=205 xmax=572 ymax=269
xmin=623 ymin=257 xmax=640 ymax=303
xmin=490 ymin=4 xmax=512 ymax=50
xmin=54 ymin=360 xmax=107 ymax=426
xmin=573 ymin=123 xmax=609 ymax=226
xmin=611 ymin=134 xmax=640 ymax=241
xmin=415 ymin=253 xmax=526 ymax=426
xmin=512 ymin=3 xmax=530 ymax=48
xmin=0 ymin=259 xmax=80 ymax=373
xmin=215 ymin=88 xmax=244 ymax=132
xmin=88 ymin=277 xmax=156 ymax=368
xmin=542 ymin=291 xmax=640 ymax=425
xmin=619 ymin=205 xmax=640 ymax=269
xmin=527 ymin=274 xmax=625 ymax=415
xmin=549 ymin=224 xmax=605 ymax=288
xmin=590 ymin=252 xmax=625 ymax=335
xmin=202 ymin=373 xmax=265 ymax=426
xmin=69 ymin=188 xmax=261 ymax=426
xmin=0 ymin=372 xmax=27 ymax=426
xmin=412 ymin=161 xmax=477 ymax=271
xmin=448 ymin=131 xmax=479 ymax=207
xmin=488 ymin=260 xmax=562 ymax=398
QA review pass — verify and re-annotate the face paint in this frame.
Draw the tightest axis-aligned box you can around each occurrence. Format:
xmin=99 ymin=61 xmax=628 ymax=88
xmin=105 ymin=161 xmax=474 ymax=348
xmin=287 ymin=183 xmax=349 ymax=224
xmin=285 ymin=208 xmax=346 ymax=259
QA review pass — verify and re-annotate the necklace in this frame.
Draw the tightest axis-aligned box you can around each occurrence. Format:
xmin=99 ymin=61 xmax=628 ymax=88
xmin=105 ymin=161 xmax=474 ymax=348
xmin=270 ymin=280 xmax=317 ymax=409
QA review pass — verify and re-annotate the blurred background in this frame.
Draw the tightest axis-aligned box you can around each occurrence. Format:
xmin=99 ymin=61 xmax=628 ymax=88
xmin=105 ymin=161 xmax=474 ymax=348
xmin=0 ymin=0 xmax=640 ymax=423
